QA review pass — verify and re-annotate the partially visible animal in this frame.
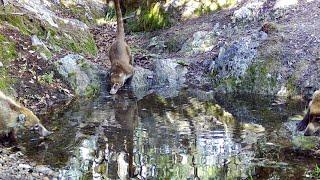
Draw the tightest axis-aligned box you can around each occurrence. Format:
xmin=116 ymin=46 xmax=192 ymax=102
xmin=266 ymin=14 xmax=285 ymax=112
xmin=108 ymin=0 xmax=134 ymax=95
xmin=297 ymin=90 xmax=320 ymax=136
xmin=0 ymin=91 xmax=52 ymax=141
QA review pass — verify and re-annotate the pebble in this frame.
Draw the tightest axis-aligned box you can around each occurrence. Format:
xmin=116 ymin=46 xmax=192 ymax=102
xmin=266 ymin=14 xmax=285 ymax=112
xmin=18 ymin=164 xmax=32 ymax=170
xmin=35 ymin=165 xmax=53 ymax=174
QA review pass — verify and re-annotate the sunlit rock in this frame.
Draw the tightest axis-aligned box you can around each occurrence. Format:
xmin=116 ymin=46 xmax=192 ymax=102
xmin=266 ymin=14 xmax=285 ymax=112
xmin=55 ymin=54 xmax=106 ymax=96
xmin=180 ymin=31 xmax=216 ymax=55
xmin=233 ymin=0 xmax=266 ymax=22
xmin=274 ymin=0 xmax=298 ymax=9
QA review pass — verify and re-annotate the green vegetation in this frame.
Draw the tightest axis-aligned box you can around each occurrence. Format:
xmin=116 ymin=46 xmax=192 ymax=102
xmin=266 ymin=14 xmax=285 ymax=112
xmin=0 ymin=33 xmax=17 ymax=91
xmin=78 ymin=58 xmax=91 ymax=70
xmin=241 ymin=62 xmax=277 ymax=93
xmin=194 ymin=0 xmax=237 ymax=16
xmin=0 ymin=5 xmax=97 ymax=56
xmin=38 ymin=71 xmax=55 ymax=85
xmin=105 ymin=7 xmax=116 ymax=21
xmin=128 ymin=3 xmax=170 ymax=32
xmin=84 ymin=84 xmax=100 ymax=98
xmin=165 ymin=37 xmax=186 ymax=53
xmin=312 ymin=165 xmax=320 ymax=178
xmin=214 ymin=59 xmax=279 ymax=94
xmin=0 ymin=68 xmax=13 ymax=91
xmin=0 ymin=34 xmax=17 ymax=63
xmin=286 ymin=76 xmax=297 ymax=97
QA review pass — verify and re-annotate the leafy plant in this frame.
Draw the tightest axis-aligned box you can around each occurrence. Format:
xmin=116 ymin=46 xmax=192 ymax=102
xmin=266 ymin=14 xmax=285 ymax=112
xmin=128 ymin=3 xmax=170 ymax=32
xmin=312 ymin=165 xmax=320 ymax=178
xmin=38 ymin=71 xmax=54 ymax=85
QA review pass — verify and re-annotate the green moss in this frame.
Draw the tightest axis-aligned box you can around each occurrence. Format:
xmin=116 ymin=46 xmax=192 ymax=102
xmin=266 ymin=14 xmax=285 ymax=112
xmin=0 ymin=69 xmax=13 ymax=91
xmin=84 ymin=84 xmax=100 ymax=98
xmin=0 ymin=13 xmax=46 ymax=36
xmin=213 ymin=59 xmax=278 ymax=94
xmin=0 ymin=34 xmax=17 ymax=63
xmin=311 ymin=165 xmax=320 ymax=178
xmin=0 ymin=6 xmax=97 ymax=56
xmin=68 ymin=72 xmax=77 ymax=78
xmin=239 ymin=61 xmax=277 ymax=93
xmin=292 ymin=136 xmax=318 ymax=150
xmin=165 ymin=37 xmax=185 ymax=53
xmin=83 ymin=37 xmax=98 ymax=56
xmin=128 ymin=3 xmax=170 ymax=32
xmin=77 ymin=58 xmax=92 ymax=70
xmin=0 ymin=33 xmax=16 ymax=91
xmin=286 ymin=76 xmax=297 ymax=96
xmin=38 ymin=71 xmax=54 ymax=85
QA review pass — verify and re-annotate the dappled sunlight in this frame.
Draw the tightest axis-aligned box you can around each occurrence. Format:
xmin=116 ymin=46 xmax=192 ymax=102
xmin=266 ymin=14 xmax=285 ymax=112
xmin=179 ymin=0 xmax=238 ymax=18
xmin=274 ymin=0 xmax=298 ymax=8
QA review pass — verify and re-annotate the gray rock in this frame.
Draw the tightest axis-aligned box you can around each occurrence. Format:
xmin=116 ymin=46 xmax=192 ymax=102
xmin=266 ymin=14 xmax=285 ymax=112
xmin=131 ymin=66 xmax=154 ymax=100
xmin=36 ymin=165 xmax=53 ymax=174
xmin=31 ymin=35 xmax=51 ymax=60
xmin=131 ymin=59 xmax=188 ymax=99
xmin=212 ymin=36 xmax=259 ymax=79
xmin=148 ymin=37 xmax=166 ymax=53
xmin=180 ymin=31 xmax=216 ymax=55
xmin=274 ymin=0 xmax=298 ymax=9
xmin=233 ymin=0 xmax=266 ymax=22
xmin=154 ymin=59 xmax=188 ymax=87
xmin=55 ymin=54 xmax=106 ymax=96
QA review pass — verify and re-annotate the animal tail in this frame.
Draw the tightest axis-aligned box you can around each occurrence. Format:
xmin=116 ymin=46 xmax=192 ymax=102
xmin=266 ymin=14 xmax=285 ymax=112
xmin=114 ymin=0 xmax=125 ymax=39
xmin=0 ymin=90 xmax=22 ymax=109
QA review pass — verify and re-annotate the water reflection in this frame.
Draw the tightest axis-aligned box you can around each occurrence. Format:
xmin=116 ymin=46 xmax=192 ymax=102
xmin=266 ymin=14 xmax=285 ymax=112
xmin=20 ymin=89 xmax=319 ymax=179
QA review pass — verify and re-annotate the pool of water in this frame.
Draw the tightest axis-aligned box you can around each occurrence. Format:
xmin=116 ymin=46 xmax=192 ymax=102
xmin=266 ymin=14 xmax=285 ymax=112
xmin=20 ymin=88 xmax=320 ymax=179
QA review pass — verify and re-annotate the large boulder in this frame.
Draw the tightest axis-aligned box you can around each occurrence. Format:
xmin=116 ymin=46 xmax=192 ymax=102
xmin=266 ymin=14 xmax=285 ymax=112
xmin=131 ymin=58 xmax=188 ymax=99
xmin=55 ymin=54 xmax=106 ymax=96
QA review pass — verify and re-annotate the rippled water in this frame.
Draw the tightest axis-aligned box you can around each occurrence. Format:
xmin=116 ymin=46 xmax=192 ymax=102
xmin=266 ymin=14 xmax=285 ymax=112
xmin=20 ymin=89 xmax=319 ymax=179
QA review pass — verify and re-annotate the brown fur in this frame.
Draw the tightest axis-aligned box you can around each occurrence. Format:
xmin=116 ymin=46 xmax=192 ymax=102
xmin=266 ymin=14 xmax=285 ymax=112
xmin=297 ymin=90 xmax=320 ymax=136
xmin=0 ymin=91 xmax=51 ymax=139
xmin=108 ymin=0 xmax=134 ymax=95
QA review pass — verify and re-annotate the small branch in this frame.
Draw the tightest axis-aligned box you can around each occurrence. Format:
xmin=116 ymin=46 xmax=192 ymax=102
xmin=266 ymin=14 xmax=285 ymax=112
xmin=0 ymin=12 xmax=25 ymax=15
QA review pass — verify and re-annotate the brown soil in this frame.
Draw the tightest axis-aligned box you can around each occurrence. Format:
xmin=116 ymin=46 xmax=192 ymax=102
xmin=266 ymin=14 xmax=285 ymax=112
xmin=1 ymin=26 xmax=72 ymax=114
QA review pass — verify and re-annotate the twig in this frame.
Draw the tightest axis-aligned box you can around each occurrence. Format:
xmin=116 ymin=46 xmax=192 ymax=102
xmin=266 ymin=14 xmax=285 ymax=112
xmin=0 ymin=12 xmax=25 ymax=15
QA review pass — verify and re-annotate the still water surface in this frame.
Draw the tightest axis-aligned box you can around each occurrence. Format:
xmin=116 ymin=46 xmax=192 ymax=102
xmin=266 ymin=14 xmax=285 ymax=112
xmin=21 ymin=89 xmax=319 ymax=179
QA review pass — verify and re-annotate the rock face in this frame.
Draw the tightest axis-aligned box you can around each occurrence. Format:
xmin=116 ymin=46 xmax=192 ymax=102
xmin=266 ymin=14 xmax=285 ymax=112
xmin=210 ymin=32 xmax=281 ymax=94
xmin=6 ymin=0 xmax=98 ymax=56
xmin=180 ymin=31 xmax=216 ymax=55
xmin=55 ymin=54 xmax=105 ymax=96
xmin=213 ymin=35 xmax=260 ymax=79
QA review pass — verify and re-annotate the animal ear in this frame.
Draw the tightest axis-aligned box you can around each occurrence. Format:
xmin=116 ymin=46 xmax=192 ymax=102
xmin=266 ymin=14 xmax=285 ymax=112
xmin=18 ymin=114 xmax=26 ymax=123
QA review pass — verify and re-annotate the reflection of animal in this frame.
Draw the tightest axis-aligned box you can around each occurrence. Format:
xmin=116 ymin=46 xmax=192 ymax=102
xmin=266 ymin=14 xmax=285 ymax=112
xmin=108 ymin=0 xmax=134 ymax=95
xmin=297 ymin=90 xmax=320 ymax=136
xmin=0 ymin=91 xmax=52 ymax=140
